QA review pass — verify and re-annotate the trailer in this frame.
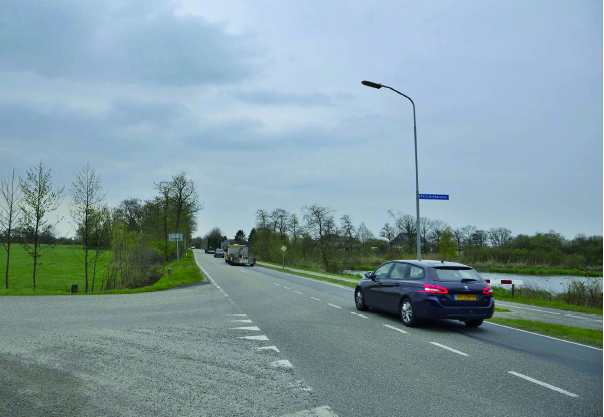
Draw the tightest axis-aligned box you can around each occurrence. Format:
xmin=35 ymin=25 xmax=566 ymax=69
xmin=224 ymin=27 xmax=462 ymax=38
xmin=225 ymin=244 xmax=255 ymax=266
xmin=205 ymin=239 xmax=219 ymax=254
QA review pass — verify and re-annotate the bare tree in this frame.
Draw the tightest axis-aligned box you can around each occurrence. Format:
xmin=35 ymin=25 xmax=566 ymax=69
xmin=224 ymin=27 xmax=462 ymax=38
xmin=19 ymin=161 xmax=65 ymax=291
xmin=389 ymin=210 xmax=416 ymax=253
xmin=357 ymin=222 xmax=375 ymax=245
xmin=488 ymin=227 xmax=513 ymax=247
xmin=70 ymin=164 xmax=106 ymax=293
xmin=340 ymin=214 xmax=356 ymax=252
xmin=302 ymin=204 xmax=337 ymax=271
xmin=452 ymin=228 xmax=466 ymax=255
xmin=0 ymin=169 xmax=24 ymax=289
xmin=429 ymin=219 xmax=448 ymax=252
xmin=419 ymin=217 xmax=433 ymax=253
xmin=271 ymin=208 xmax=290 ymax=243
xmin=462 ymin=225 xmax=477 ymax=249
xmin=169 ymin=172 xmax=203 ymax=254
xmin=288 ymin=213 xmax=301 ymax=246
xmin=380 ymin=222 xmax=396 ymax=251
xmin=256 ymin=209 xmax=270 ymax=230
xmin=470 ymin=230 xmax=488 ymax=247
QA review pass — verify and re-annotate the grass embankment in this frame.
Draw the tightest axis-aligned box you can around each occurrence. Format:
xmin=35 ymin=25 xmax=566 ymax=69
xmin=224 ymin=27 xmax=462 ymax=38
xmin=494 ymin=307 xmax=511 ymax=312
xmin=259 ymin=260 xmax=360 ymax=279
xmin=0 ymin=245 xmax=203 ymax=295
xmin=258 ymin=263 xmax=356 ymax=288
xmin=488 ymin=318 xmax=603 ymax=348
xmin=488 ymin=267 xmax=602 ymax=277
xmin=492 ymin=286 xmax=602 ymax=315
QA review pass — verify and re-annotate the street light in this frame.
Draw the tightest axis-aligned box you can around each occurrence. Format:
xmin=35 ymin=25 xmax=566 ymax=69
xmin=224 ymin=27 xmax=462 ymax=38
xmin=362 ymin=80 xmax=421 ymax=260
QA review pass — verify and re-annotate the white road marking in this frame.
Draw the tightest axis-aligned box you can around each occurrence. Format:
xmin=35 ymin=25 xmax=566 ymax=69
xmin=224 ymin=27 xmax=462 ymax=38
xmin=485 ymin=321 xmax=603 ymax=351
xmin=279 ymin=405 xmax=339 ymax=417
xmin=383 ymin=324 xmax=408 ymax=334
xmin=430 ymin=342 xmax=469 ymax=356
xmin=239 ymin=335 xmax=269 ymax=341
xmin=496 ymin=303 xmax=561 ymax=315
xmin=358 ymin=314 xmax=368 ymax=319
xmin=352 ymin=312 xmax=369 ymax=319
xmin=327 ymin=303 xmax=341 ymax=309
xmin=294 ymin=291 xmax=304 ymax=295
xmin=310 ymin=297 xmax=320 ymax=301
xmin=274 ymin=283 xmax=281 ymax=286
xmin=270 ymin=359 xmax=294 ymax=369
xmin=565 ymin=313 xmax=603 ymax=322
xmin=508 ymin=371 xmax=579 ymax=398
xmin=256 ymin=346 xmax=280 ymax=353
xmin=239 ymin=270 xmax=247 ymax=273
xmin=283 ymin=286 xmax=291 ymax=290
xmin=226 ymin=314 xmax=248 ymax=317
xmin=350 ymin=312 xmax=358 ymax=315
xmin=231 ymin=319 xmax=253 ymax=323
xmin=255 ymin=266 xmax=354 ymax=292
xmin=231 ymin=326 xmax=261 ymax=331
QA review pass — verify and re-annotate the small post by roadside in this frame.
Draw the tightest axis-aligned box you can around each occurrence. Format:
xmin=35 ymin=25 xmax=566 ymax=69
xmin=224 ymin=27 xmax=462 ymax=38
xmin=281 ymin=245 xmax=287 ymax=270
xmin=512 ymin=283 xmax=515 ymax=297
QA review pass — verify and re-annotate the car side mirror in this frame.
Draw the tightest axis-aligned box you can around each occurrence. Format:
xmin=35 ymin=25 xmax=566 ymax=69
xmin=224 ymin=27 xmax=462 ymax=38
xmin=365 ymin=272 xmax=376 ymax=280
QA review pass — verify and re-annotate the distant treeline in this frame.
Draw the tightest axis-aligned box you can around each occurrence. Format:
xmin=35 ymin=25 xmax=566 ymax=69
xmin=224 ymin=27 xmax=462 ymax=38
xmin=208 ymin=205 xmax=602 ymax=273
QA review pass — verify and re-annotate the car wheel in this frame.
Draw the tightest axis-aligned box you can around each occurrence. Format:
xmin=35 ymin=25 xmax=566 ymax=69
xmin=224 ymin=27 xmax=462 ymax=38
xmin=355 ymin=288 xmax=368 ymax=311
xmin=464 ymin=319 xmax=483 ymax=327
xmin=400 ymin=298 xmax=418 ymax=327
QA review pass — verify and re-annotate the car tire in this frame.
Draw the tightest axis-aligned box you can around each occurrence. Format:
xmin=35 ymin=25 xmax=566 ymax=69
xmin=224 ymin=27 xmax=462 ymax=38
xmin=464 ymin=319 xmax=483 ymax=327
xmin=354 ymin=288 xmax=369 ymax=311
xmin=400 ymin=298 xmax=419 ymax=327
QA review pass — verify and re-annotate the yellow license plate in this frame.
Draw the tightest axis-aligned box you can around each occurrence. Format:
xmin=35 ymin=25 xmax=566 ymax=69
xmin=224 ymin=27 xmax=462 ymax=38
xmin=455 ymin=294 xmax=477 ymax=301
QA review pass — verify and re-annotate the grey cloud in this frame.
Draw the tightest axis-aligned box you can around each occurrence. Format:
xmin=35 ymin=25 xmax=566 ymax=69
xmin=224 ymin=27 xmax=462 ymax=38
xmin=0 ymin=0 xmax=265 ymax=86
xmin=229 ymin=90 xmax=333 ymax=107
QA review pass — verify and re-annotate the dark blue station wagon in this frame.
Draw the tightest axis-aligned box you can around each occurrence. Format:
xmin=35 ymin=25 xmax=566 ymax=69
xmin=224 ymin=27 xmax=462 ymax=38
xmin=354 ymin=260 xmax=494 ymax=327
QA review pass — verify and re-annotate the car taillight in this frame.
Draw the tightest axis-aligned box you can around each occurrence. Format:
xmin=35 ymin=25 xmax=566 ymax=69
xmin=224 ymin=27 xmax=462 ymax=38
xmin=483 ymin=286 xmax=492 ymax=295
xmin=419 ymin=284 xmax=449 ymax=294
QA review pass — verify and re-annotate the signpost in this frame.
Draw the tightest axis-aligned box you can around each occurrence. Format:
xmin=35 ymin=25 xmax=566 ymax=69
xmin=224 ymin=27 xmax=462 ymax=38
xmin=281 ymin=245 xmax=287 ymax=269
xmin=169 ymin=233 xmax=184 ymax=264
xmin=419 ymin=194 xmax=449 ymax=200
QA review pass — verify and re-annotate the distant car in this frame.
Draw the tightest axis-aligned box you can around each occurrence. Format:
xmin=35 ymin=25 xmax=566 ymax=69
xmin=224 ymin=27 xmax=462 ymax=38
xmin=214 ymin=249 xmax=224 ymax=258
xmin=354 ymin=260 xmax=493 ymax=327
xmin=190 ymin=246 xmax=195 ymax=250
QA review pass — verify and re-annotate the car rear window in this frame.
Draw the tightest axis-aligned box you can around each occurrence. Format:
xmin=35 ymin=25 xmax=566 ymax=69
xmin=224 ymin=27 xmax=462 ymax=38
xmin=431 ymin=268 xmax=484 ymax=282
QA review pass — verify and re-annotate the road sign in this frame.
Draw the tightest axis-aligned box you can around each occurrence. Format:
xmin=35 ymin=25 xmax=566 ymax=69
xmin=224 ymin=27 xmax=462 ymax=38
xmin=169 ymin=233 xmax=183 ymax=242
xmin=419 ymin=194 xmax=449 ymax=200
xmin=281 ymin=246 xmax=287 ymax=252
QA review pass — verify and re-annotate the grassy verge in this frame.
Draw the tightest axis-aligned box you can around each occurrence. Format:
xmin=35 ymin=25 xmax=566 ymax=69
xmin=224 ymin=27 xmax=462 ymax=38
xmin=257 ymin=264 xmax=357 ymax=288
xmin=102 ymin=252 xmax=204 ymax=294
xmin=489 ymin=267 xmax=602 ymax=277
xmin=494 ymin=307 xmax=511 ymax=312
xmin=492 ymin=287 xmax=603 ymax=315
xmin=488 ymin=318 xmax=603 ymax=348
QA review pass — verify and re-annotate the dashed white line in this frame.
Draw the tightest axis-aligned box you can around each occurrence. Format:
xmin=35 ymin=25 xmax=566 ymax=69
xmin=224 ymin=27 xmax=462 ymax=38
xmin=310 ymin=297 xmax=320 ymax=301
xmin=294 ymin=291 xmax=304 ymax=295
xmin=351 ymin=312 xmax=369 ymax=319
xmin=226 ymin=314 xmax=248 ymax=317
xmin=273 ymin=283 xmax=281 ymax=286
xmin=270 ymin=359 xmax=294 ymax=369
xmin=383 ymin=324 xmax=408 ymax=334
xmin=256 ymin=346 xmax=280 ymax=353
xmin=430 ymin=342 xmax=468 ymax=356
xmin=239 ymin=335 xmax=269 ymax=341
xmin=327 ymin=303 xmax=341 ymax=309
xmin=230 ymin=326 xmax=261 ymax=331
xmin=239 ymin=269 xmax=247 ymax=273
xmin=565 ymin=313 xmax=603 ymax=322
xmin=283 ymin=286 xmax=291 ymax=290
xmin=231 ymin=319 xmax=253 ymax=323
xmin=485 ymin=321 xmax=603 ymax=351
xmin=508 ymin=371 xmax=579 ymax=398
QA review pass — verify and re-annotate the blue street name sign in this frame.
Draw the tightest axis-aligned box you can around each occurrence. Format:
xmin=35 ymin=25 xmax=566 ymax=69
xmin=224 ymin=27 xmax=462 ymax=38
xmin=419 ymin=194 xmax=449 ymax=200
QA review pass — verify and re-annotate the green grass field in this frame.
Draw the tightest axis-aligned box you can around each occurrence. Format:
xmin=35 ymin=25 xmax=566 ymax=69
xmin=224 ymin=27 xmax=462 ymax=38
xmin=0 ymin=245 xmax=203 ymax=295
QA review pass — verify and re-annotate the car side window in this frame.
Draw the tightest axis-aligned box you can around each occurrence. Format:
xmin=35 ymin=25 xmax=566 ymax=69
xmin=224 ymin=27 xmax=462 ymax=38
xmin=389 ymin=263 xmax=408 ymax=279
xmin=408 ymin=265 xmax=425 ymax=280
xmin=374 ymin=263 xmax=393 ymax=280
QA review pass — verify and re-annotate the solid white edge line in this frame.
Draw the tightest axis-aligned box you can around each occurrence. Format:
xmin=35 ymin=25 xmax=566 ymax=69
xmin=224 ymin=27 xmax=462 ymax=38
xmin=430 ymin=342 xmax=469 ymax=356
xmin=496 ymin=303 xmax=561 ymax=315
xmin=508 ymin=371 xmax=579 ymax=398
xmin=565 ymin=313 xmax=603 ymax=322
xmin=255 ymin=266 xmax=355 ymax=292
xmin=485 ymin=321 xmax=603 ymax=351
xmin=327 ymin=303 xmax=341 ymax=309
xmin=383 ymin=324 xmax=408 ymax=334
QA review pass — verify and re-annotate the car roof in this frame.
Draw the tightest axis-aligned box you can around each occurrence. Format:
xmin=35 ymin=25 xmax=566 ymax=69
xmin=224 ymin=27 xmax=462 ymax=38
xmin=388 ymin=259 xmax=472 ymax=269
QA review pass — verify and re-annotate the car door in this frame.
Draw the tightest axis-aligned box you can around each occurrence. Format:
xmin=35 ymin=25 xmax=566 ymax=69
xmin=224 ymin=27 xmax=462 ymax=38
xmin=376 ymin=262 xmax=409 ymax=312
xmin=400 ymin=264 xmax=428 ymax=310
xmin=363 ymin=262 xmax=394 ymax=308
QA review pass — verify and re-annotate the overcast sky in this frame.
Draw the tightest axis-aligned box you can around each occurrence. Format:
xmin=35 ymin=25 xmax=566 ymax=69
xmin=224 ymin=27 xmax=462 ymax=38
xmin=1 ymin=0 xmax=601 ymax=241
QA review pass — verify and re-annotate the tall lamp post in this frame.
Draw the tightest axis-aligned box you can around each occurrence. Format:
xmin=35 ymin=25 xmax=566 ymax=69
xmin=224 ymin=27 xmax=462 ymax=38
xmin=362 ymin=80 xmax=421 ymax=261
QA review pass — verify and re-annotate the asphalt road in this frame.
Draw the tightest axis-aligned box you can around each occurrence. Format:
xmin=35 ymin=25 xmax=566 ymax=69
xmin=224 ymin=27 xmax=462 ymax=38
xmin=1 ymin=252 xmax=601 ymax=417
xmin=197 ymin=251 xmax=603 ymax=417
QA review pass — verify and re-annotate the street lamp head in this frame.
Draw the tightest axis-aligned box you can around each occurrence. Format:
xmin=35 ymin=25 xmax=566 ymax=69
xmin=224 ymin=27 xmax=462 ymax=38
xmin=362 ymin=80 xmax=382 ymax=89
